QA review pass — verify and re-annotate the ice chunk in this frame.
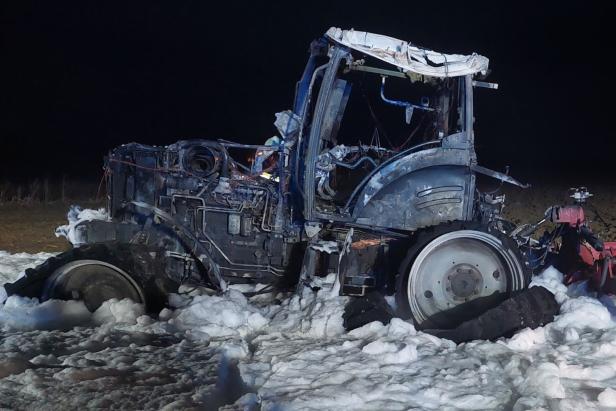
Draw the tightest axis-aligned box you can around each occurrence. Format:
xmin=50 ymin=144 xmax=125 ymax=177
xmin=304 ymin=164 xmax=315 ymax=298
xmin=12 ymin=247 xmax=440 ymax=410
xmin=92 ymin=298 xmax=145 ymax=325
xmin=554 ymin=296 xmax=613 ymax=330
xmin=519 ymin=362 xmax=565 ymax=399
xmin=505 ymin=327 xmax=546 ymax=351
xmin=171 ymin=289 xmax=268 ymax=339
xmin=0 ymin=295 xmax=91 ymax=331
xmin=598 ymin=388 xmax=616 ymax=407
xmin=530 ymin=265 xmax=568 ymax=302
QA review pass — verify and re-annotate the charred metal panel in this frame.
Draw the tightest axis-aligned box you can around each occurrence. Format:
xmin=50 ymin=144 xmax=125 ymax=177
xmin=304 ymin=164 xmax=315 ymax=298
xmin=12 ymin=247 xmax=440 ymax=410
xmin=320 ymin=79 xmax=351 ymax=144
xmin=354 ymin=165 xmax=472 ymax=231
xmin=352 ymin=147 xmax=474 ymax=231
xmin=100 ymin=139 xmax=295 ymax=287
xmin=303 ymin=47 xmax=350 ymax=220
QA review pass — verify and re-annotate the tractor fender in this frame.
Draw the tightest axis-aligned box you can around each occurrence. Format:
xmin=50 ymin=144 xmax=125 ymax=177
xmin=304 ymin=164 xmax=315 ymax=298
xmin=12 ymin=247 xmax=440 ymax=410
xmin=60 ymin=203 xmax=225 ymax=291
xmin=351 ymin=147 xmax=475 ymax=231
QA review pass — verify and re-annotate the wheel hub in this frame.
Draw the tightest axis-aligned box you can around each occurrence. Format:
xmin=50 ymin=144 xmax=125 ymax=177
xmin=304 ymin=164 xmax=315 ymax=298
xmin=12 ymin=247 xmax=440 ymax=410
xmin=447 ymin=264 xmax=482 ymax=299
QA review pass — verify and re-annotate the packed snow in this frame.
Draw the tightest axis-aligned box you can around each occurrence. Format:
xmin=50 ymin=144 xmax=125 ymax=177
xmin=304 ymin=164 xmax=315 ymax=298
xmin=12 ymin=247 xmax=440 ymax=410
xmin=1 ymin=252 xmax=616 ymax=410
xmin=0 ymin=251 xmax=56 ymax=287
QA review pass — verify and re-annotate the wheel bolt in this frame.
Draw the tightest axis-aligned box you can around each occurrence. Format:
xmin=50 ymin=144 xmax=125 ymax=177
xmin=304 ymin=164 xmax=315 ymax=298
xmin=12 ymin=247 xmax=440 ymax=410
xmin=493 ymin=270 xmax=500 ymax=279
xmin=424 ymin=290 xmax=433 ymax=298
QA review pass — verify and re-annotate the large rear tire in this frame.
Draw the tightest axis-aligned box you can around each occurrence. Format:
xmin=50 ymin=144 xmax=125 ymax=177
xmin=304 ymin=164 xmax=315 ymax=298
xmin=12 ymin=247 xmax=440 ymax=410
xmin=4 ymin=242 xmax=174 ymax=313
xmin=41 ymin=259 xmax=146 ymax=312
xmin=395 ymin=222 xmax=530 ymax=329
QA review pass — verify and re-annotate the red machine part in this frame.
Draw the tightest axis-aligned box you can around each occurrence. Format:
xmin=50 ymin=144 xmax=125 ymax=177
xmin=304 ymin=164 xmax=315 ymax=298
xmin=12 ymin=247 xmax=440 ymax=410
xmin=577 ymin=240 xmax=616 ymax=293
xmin=549 ymin=205 xmax=585 ymax=227
xmin=600 ymin=242 xmax=616 ymax=293
xmin=543 ymin=192 xmax=616 ymax=294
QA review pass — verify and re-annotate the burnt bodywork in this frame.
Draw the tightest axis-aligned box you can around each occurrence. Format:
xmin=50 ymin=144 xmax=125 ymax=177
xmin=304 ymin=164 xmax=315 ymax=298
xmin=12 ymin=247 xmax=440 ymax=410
xmin=74 ymin=28 xmax=524 ymax=295
xmin=5 ymin=28 xmax=531 ymax=320
xmin=98 ymin=140 xmax=296 ymax=287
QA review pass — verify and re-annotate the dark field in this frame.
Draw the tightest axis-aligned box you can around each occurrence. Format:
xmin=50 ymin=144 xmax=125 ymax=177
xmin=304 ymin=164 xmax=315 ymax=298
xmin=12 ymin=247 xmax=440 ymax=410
xmin=0 ymin=183 xmax=614 ymax=253
xmin=0 ymin=201 xmax=103 ymax=253
xmin=501 ymin=181 xmax=616 ymax=242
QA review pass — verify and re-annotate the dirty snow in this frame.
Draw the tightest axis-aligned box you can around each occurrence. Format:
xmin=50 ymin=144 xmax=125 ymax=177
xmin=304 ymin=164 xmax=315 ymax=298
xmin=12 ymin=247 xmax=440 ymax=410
xmin=1 ymin=252 xmax=616 ymax=410
xmin=0 ymin=251 xmax=56 ymax=286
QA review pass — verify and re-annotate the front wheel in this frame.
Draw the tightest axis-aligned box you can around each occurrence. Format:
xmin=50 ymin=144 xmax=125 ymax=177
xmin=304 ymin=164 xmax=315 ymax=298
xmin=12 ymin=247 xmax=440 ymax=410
xmin=396 ymin=222 xmax=530 ymax=329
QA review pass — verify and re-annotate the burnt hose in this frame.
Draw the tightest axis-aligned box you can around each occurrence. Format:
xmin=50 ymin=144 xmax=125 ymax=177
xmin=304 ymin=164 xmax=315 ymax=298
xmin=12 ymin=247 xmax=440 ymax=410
xmin=333 ymin=156 xmax=378 ymax=169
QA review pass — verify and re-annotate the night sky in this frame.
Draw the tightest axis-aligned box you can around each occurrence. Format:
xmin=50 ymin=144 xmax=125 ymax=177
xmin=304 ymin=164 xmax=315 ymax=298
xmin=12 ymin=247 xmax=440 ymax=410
xmin=1 ymin=1 xmax=613 ymax=181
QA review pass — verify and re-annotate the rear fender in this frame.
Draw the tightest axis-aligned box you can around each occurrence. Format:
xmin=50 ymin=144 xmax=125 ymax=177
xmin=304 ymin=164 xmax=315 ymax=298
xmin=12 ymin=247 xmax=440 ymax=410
xmin=71 ymin=204 xmax=225 ymax=291
xmin=351 ymin=148 xmax=475 ymax=231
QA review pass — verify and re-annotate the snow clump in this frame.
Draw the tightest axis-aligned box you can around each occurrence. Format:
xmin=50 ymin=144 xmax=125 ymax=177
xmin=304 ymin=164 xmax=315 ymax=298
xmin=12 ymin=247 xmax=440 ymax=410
xmin=55 ymin=205 xmax=108 ymax=246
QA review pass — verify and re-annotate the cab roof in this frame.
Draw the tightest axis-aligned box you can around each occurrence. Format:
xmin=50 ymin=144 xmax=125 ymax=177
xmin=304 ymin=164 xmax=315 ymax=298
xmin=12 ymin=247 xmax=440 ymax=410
xmin=326 ymin=27 xmax=489 ymax=78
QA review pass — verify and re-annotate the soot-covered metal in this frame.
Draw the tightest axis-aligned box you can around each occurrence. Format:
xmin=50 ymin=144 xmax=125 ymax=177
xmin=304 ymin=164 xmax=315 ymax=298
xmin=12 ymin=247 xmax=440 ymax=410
xmin=5 ymin=28 xmax=558 ymax=341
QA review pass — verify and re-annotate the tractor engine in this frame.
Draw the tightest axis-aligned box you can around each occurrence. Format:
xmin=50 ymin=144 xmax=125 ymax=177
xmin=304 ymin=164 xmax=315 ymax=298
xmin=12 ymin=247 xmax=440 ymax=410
xmin=103 ymin=140 xmax=299 ymax=286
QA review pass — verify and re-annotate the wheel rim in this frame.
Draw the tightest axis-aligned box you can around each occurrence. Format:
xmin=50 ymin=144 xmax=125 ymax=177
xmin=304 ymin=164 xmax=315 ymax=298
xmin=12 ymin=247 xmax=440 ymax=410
xmin=407 ymin=230 xmax=526 ymax=328
xmin=42 ymin=260 xmax=145 ymax=312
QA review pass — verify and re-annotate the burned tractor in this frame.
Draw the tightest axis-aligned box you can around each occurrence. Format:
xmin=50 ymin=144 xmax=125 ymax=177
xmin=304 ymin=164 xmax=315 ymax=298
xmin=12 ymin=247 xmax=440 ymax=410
xmin=3 ymin=28 xmax=550 ymax=336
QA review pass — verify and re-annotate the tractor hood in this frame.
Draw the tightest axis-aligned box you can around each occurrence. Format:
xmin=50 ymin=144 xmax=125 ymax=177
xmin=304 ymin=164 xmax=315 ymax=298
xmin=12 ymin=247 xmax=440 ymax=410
xmin=326 ymin=27 xmax=489 ymax=78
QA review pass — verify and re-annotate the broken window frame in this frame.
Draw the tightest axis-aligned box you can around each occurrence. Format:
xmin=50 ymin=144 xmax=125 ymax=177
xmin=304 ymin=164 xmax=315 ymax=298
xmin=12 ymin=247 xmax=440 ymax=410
xmin=301 ymin=44 xmax=477 ymax=223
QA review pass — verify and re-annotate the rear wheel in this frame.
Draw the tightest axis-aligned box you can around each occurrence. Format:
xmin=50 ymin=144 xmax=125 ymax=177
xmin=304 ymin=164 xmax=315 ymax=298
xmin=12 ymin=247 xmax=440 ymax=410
xmin=396 ymin=222 xmax=529 ymax=329
xmin=5 ymin=242 xmax=174 ymax=313
xmin=42 ymin=260 xmax=145 ymax=312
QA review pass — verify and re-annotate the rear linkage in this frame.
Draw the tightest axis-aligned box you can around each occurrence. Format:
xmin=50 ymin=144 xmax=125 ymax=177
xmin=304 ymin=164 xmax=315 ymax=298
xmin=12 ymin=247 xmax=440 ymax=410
xmin=512 ymin=187 xmax=616 ymax=294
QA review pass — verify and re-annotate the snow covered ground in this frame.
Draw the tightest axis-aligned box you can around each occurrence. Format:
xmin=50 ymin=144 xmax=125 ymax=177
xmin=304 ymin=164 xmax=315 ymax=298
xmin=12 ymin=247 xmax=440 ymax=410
xmin=2 ymin=252 xmax=616 ymax=410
